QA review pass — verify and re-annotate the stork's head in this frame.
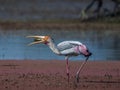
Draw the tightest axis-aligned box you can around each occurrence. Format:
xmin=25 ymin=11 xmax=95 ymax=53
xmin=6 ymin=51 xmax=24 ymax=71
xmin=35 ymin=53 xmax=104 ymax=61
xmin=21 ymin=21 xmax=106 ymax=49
xmin=27 ymin=35 xmax=51 ymax=46
xmin=79 ymin=44 xmax=92 ymax=57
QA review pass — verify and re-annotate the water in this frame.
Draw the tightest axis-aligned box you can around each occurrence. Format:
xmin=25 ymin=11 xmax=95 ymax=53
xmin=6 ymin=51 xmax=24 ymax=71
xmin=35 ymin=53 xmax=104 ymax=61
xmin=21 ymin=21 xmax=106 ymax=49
xmin=0 ymin=0 xmax=119 ymax=61
xmin=0 ymin=0 xmax=115 ymax=21
xmin=0 ymin=29 xmax=119 ymax=61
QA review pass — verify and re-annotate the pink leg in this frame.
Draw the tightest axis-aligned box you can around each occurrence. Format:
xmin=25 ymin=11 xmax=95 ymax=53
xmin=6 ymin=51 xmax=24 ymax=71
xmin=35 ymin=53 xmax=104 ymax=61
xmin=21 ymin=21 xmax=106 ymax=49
xmin=65 ymin=56 xmax=69 ymax=83
xmin=76 ymin=57 xmax=89 ymax=83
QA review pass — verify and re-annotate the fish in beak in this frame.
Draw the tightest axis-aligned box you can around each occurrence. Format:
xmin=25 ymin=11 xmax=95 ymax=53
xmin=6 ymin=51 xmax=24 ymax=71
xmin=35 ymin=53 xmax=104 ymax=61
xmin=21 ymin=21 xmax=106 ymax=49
xmin=26 ymin=35 xmax=50 ymax=46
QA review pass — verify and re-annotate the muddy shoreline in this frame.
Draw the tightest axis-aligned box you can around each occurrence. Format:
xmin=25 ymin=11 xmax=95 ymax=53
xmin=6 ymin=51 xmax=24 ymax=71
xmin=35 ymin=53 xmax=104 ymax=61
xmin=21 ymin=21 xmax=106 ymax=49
xmin=0 ymin=22 xmax=120 ymax=30
xmin=0 ymin=60 xmax=120 ymax=90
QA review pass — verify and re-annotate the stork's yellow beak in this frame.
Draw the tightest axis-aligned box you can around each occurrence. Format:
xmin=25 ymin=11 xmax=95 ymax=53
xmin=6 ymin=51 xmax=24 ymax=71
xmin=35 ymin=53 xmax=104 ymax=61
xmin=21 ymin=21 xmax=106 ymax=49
xmin=27 ymin=36 xmax=45 ymax=46
xmin=26 ymin=35 xmax=48 ymax=46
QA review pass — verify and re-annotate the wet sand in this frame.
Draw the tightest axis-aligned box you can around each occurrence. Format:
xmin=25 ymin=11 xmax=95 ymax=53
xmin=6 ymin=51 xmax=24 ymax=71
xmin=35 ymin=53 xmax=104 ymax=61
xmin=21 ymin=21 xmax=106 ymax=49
xmin=0 ymin=60 xmax=120 ymax=90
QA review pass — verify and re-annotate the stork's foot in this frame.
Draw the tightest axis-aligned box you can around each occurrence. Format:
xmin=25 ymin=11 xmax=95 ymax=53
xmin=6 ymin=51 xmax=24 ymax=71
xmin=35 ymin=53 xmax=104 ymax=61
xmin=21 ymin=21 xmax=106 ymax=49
xmin=67 ymin=73 xmax=70 ymax=83
xmin=75 ymin=74 xmax=79 ymax=83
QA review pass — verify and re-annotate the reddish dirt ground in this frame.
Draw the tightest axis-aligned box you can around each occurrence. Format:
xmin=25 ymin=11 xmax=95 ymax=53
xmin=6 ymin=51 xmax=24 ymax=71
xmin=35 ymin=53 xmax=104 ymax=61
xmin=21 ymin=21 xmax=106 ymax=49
xmin=0 ymin=60 xmax=120 ymax=90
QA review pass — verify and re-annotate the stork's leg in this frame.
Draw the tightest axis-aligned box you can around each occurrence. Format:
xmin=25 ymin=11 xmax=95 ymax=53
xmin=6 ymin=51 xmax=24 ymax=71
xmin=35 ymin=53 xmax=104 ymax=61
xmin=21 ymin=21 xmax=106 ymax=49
xmin=65 ymin=56 xmax=69 ymax=83
xmin=76 ymin=57 xmax=89 ymax=83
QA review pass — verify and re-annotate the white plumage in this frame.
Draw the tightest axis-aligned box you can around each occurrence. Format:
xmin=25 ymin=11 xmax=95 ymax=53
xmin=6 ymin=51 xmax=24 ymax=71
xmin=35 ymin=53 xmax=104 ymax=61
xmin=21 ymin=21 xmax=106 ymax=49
xmin=57 ymin=41 xmax=82 ymax=51
xmin=57 ymin=41 xmax=83 ymax=56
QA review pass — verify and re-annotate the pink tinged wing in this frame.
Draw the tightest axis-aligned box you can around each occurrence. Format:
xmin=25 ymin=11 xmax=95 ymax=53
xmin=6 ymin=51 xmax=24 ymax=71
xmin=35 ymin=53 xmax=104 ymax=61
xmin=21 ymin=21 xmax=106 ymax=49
xmin=57 ymin=41 xmax=83 ymax=55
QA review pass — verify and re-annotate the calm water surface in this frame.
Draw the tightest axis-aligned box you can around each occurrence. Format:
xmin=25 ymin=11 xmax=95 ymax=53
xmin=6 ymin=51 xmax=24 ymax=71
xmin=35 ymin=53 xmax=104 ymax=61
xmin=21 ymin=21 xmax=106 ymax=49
xmin=0 ymin=0 xmax=114 ymax=21
xmin=0 ymin=29 xmax=120 ymax=61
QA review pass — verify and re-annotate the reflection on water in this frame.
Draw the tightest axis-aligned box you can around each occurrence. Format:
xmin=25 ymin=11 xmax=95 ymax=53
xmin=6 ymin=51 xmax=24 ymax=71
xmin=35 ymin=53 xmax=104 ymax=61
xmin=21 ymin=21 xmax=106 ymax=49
xmin=0 ymin=0 xmax=114 ymax=21
xmin=0 ymin=29 xmax=120 ymax=60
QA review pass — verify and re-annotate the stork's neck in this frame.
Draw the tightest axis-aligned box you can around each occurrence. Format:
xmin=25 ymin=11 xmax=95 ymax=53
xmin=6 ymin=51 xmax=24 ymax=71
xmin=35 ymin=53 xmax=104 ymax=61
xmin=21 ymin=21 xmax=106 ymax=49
xmin=47 ymin=39 xmax=60 ymax=55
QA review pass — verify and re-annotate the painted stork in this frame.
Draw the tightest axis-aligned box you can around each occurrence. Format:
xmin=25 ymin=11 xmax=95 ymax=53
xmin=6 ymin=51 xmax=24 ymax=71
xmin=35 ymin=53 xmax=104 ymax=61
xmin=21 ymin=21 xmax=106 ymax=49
xmin=27 ymin=35 xmax=92 ymax=83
